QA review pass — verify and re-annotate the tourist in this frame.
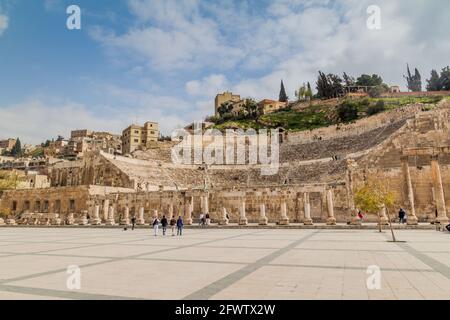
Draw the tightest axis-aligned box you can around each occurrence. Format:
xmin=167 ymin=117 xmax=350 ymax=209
xmin=177 ymin=216 xmax=184 ymax=236
xmin=170 ymin=216 xmax=176 ymax=236
xmin=398 ymin=208 xmax=406 ymax=224
xmin=358 ymin=210 xmax=364 ymax=221
xmin=161 ymin=215 xmax=168 ymax=236
xmin=152 ymin=216 xmax=160 ymax=236
xmin=199 ymin=213 xmax=204 ymax=226
xmin=205 ymin=213 xmax=211 ymax=226
xmin=131 ymin=215 xmax=136 ymax=230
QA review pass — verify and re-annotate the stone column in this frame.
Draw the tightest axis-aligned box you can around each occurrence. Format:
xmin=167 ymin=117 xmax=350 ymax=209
xmin=102 ymin=199 xmax=110 ymax=222
xmin=91 ymin=205 xmax=101 ymax=225
xmin=402 ymin=156 xmax=419 ymax=225
xmin=185 ymin=197 xmax=193 ymax=225
xmin=137 ymin=207 xmax=146 ymax=225
xmin=379 ymin=205 xmax=389 ymax=225
xmin=326 ymin=189 xmax=337 ymax=225
xmin=303 ymin=193 xmax=313 ymax=225
xmin=431 ymin=155 xmax=449 ymax=224
xmin=219 ymin=207 xmax=229 ymax=225
xmin=106 ymin=206 xmax=116 ymax=226
xmin=77 ymin=210 xmax=89 ymax=225
xmin=66 ymin=212 xmax=75 ymax=225
xmin=121 ymin=206 xmax=130 ymax=225
xmin=169 ymin=202 xmax=174 ymax=218
xmin=239 ymin=198 xmax=248 ymax=225
xmin=279 ymin=201 xmax=290 ymax=225
xmin=202 ymin=195 xmax=209 ymax=215
xmin=259 ymin=203 xmax=268 ymax=225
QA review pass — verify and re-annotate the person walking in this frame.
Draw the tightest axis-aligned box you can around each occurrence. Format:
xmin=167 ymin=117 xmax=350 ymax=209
xmin=177 ymin=216 xmax=184 ymax=236
xmin=161 ymin=215 xmax=168 ymax=236
xmin=131 ymin=215 xmax=136 ymax=231
xmin=170 ymin=216 xmax=176 ymax=236
xmin=152 ymin=216 xmax=160 ymax=236
xmin=199 ymin=213 xmax=204 ymax=226
xmin=398 ymin=208 xmax=406 ymax=224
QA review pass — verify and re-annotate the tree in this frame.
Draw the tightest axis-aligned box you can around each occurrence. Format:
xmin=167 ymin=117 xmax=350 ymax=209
xmin=279 ymin=80 xmax=288 ymax=102
xmin=356 ymin=74 xmax=383 ymax=87
xmin=404 ymin=64 xmax=422 ymax=92
xmin=316 ymin=72 xmax=344 ymax=99
xmin=10 ymin=138 xmax=22 ymax=158
xmin=367 ymin=100 xmax=385 ymax=115
xmin=426 ymin=69 xmax=442 ymax=91
xmin=368 ymin=85 xmax=387 ymax=98
xmin=337 ymin=101 xmax=358 ymax=122
xmin=343 ymin=72 xmax=355 ymax=87
xmin=242 ymin=99 xmax=259 ymax=118
xmin=354 ymin=177 xmax=398 ymax=241
xmin=0 ymin=170 xmax=19 ymax=192
xmin=217 ymin=101 xmax=234 ymax=117
xmin=306 ymin=82 xmax=313 ymax=98
xmin=440 ymin=66 xmax=450 ymax=90
xmin=295 ymin=83 xmax=310 ymax=101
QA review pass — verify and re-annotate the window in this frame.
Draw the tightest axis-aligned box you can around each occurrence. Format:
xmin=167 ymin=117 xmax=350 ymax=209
xmin=69 ymin=200 xmax=75 ymax=212
xmin=134 ymin=130 xmax=139 ymax=134
xmin=24 ymin=201 xmax=30 ymax=211
xmin=55 ymin=200 xmax=61 ymax=213
xmin=35 ymin=201 xmax=41 ymax=212
xmin=43 ymin=201 xmax=49 ymax=213
xmin=150 ymin=131 xmax=155 ymax=134
xmin=12 ymin=201 xmax=17 ymax=211
xmin=142 ymin=140 xmax=146 ymax=144
xmin=134 ymin=139 xmax=139 ymax=143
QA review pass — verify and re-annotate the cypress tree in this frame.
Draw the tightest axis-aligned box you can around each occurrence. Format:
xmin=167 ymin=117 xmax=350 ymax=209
xmin=279 ymin=80 xmax=288 ymax=102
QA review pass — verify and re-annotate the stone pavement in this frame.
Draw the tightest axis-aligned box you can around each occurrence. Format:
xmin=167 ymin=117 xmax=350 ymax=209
xmin=0 ymin=228 xmax=449 ymax=300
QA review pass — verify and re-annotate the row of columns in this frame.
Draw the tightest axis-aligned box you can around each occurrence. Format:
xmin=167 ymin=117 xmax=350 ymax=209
xmin=402 ymin=155 xmax=449 ymax=225
xmin=219 ymin=190 xmax=336 ymax=226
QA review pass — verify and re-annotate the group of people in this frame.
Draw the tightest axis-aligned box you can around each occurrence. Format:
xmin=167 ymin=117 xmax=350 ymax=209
xmin=198 ymin=213 xmax=211 ymax=228
xmin=151 ymin=215 xmax=184 ymax=237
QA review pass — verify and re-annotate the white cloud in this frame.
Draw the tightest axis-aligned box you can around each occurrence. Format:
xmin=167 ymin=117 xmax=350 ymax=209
xmin=91 ymin=0 xmax=243 ymax=71
xmin=186 ymin=74 xmax=229 ymax=97
xmin=0 ymin=13 xmax=8 ymax=35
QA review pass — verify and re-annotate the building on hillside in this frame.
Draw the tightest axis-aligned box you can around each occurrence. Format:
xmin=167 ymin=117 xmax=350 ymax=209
xmin=258 ymin=99 xmax=287 ymax=115
xmin=17 ymin=173 xmax=51 ymax=190
xmin=0 ymin=139 xmax=17 ymax=152
xmin=390 ymin=86 xmax=401 ymax=93
xmin=70 ymin=130 xmax=94 ymax=139
xmin=215 ymin=91 xmax=241 ymax=116
xmin=122 ymin=122 xmax=159 ymax=155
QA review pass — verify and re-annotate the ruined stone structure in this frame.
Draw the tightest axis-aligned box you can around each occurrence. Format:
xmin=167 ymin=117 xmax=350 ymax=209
xmin=1 ymin=100 xmax=450 ymax=226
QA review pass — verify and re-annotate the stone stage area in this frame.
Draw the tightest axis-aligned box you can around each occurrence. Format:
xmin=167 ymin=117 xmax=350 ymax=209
xmin=0 ymin=228 xmax=449 ymax=300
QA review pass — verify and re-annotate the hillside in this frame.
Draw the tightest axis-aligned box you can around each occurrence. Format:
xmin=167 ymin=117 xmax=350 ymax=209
xmin=213 ymin=94 xmax=449 ymax=132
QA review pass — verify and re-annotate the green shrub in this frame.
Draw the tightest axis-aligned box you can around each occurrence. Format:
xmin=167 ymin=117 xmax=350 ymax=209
xmin=367 ymin=100 xmax=385 ymax=116
xmin=337 ymin=102 xmax=359 ymax=122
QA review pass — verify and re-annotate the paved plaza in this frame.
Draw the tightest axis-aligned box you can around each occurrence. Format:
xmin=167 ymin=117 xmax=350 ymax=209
xmin=0 ymin=227 xmax=449 ymax=300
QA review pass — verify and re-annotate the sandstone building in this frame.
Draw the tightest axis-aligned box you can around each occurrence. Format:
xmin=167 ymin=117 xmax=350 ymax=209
xmin=215 ymin=91 xmax=241 ymax=116
xmin=0 ymin=138 xmax=16 ymax=152
xmin=122 ymin=122 xmax=159 ymax=155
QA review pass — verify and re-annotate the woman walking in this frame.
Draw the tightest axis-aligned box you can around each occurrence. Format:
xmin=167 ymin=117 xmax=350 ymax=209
xmin=152 ymin=216 xmax=160 ymax=237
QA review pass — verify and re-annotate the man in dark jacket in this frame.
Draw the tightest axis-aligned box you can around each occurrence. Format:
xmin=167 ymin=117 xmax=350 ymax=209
xmin=177 ymin=216 xmax=184 ymax=236
xmin=131 ymin=215 xmax=136 ymax=230
xmin=398 ymin=208 xmax=406 ymax=224
xmin=161 ymin=215 xmax=168 ymax=236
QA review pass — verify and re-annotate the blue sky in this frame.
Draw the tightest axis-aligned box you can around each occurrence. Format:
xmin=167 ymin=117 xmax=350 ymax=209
xmin=0 ymin=0 xmax=449 ymax=144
